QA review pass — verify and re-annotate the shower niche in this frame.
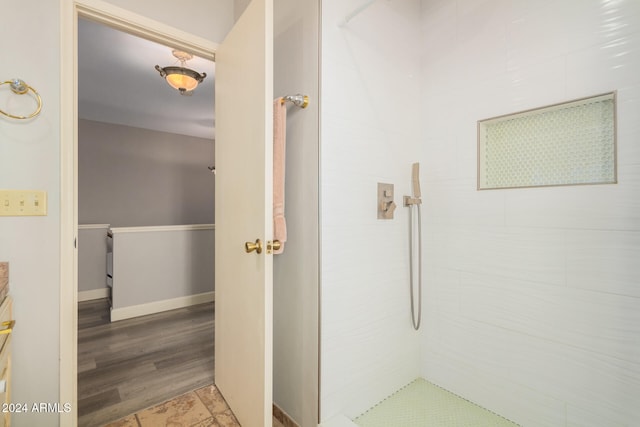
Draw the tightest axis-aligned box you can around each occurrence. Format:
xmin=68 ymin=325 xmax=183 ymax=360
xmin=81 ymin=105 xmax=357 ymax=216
xmin=477 ymin=92 xmax=617 ymax=190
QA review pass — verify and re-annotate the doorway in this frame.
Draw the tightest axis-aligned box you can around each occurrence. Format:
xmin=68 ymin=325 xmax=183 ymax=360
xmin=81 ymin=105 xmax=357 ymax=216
xmin=76 ymin=14 xmax=216 ymax=426
xmin=76 ymin=16 xmax=216 ymax=426
xmin=63 ymin=1 xmax=280 ymax=425
xmin=61 ymin=3 xmax=219 ymax=425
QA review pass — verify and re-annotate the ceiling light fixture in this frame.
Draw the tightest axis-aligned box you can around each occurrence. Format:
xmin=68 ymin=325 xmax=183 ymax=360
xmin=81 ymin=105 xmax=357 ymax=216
xmin=155 ymin=50 xmax=206 ymax=96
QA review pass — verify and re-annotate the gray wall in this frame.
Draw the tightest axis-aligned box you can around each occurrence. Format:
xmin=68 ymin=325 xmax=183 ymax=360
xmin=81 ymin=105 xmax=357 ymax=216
xmin=273 ymin=0 xmax=320 ymax=425
xmin=111 ymin=227 xmax=214 ymax=311
xmin=78 ymin=225 xmax=110 ymax=293
xmin=79 ymin=119 xmax=215 ymax=227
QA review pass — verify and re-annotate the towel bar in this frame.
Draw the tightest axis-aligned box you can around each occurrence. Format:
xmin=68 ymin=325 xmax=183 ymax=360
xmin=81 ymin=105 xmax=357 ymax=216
xmin=281 ymin=94 xmax=309 ymax=109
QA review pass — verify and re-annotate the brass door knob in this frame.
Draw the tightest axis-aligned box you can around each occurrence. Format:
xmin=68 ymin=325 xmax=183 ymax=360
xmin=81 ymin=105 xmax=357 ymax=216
xmin=245 ymin=239 xmax=262 ymax=254
xmin=0 ymin=320 xmax=15 ymax=335
xmin=267 ymin=240 xmax=281 ymax=253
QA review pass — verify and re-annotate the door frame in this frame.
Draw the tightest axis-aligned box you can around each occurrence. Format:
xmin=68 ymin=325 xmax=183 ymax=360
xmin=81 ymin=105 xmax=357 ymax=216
xmin=60 ymin=1 xmax=217 ymax=424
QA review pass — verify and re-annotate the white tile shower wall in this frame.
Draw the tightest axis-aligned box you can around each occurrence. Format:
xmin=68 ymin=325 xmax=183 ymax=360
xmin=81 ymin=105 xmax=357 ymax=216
xmin=419 ymin=0 xmax=640 ymax=426
xmin=320 ymin=0 xmax=423 ymax=420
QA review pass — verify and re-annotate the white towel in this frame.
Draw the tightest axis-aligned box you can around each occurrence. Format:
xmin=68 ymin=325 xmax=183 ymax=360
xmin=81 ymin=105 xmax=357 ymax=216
xmin=273 ymin=98 xmax=287 ymax=254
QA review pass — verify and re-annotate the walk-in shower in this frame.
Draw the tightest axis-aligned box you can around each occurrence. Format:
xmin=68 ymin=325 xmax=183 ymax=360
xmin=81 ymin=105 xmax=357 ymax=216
xmin=404 ymin=163 xmax=422 ymax=331
xmin=321 ymin=0 xmax=637 ymax=425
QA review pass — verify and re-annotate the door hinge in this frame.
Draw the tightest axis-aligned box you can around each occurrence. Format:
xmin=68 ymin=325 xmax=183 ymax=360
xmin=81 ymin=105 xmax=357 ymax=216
xmin=74 ymin=237 xmax=77 ymax=249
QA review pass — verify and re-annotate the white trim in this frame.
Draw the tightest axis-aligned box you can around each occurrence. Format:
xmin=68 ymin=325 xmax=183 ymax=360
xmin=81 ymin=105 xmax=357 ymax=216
xmin=78 ymin=224 xmax=110 ymax=230
xmin=78 ymin=288 xmax=110 ymax=302
xmin=61 ymin=2 xmax=218 ymax=425
xmin=110 ymin=291 xmax=215 ymax=322
xmin=59 ymin=0 xmax=78 ymax=424
xmin=74 ymin=0 xmax=217 ymax=61
xmin=110 ymin=224 xmax=215 ymax=234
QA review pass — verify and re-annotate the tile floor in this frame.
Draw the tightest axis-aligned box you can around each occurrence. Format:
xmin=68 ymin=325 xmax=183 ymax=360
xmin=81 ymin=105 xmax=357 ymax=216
xmin=354 ymin=378 xmax=519 ymax=427
xmin=104 ymin=384 xmax=285 ymax=427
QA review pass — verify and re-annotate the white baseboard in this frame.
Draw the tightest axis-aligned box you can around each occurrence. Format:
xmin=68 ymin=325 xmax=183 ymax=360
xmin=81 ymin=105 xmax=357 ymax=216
xmin=78 ymin=288 xmax=110 ymax=302
xmin=110 ymin=291 xmax=215 ymax=322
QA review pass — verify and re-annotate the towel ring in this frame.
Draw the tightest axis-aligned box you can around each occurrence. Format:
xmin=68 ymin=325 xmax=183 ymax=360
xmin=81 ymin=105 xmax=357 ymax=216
xmin=0 ymin=79 xmax=43 ymax=120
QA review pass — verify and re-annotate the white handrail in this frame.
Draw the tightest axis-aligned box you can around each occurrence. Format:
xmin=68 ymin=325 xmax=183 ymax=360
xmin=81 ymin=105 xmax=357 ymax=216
xmin=78 ymin=224 xmax=110 ymax=230
xmin=109 ymin=224 xmax=215 ymax=234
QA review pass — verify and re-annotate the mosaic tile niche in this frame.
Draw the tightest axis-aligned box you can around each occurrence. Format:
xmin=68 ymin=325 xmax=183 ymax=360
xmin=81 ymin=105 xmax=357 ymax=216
xmin=477 ymin=92 xmax=616 ymax=190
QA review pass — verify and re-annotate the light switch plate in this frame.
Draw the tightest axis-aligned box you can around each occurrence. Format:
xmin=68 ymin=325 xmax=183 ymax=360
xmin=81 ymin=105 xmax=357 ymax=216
xmin=0 ymin=189 xmax=48 ymax=216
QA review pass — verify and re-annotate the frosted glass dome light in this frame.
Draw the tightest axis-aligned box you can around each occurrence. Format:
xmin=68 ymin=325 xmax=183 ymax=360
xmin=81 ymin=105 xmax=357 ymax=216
xmin=155 ymin=50 xmax=206 ymax=96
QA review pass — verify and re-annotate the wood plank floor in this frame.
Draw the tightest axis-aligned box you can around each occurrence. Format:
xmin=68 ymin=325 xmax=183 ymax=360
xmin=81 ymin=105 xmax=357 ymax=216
xmin=78 ymin=299 xmax=214 ymax=427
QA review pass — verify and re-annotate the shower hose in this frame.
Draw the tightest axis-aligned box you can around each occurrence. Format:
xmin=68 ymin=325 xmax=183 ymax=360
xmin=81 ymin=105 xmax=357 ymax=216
xmin=409 ymin=203 xmax=422 ymax=330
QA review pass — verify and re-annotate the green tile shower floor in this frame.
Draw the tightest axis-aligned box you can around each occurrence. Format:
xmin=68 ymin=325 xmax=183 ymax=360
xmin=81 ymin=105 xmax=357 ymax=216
xmin=354 ymin=378 xmax=519 ymax=427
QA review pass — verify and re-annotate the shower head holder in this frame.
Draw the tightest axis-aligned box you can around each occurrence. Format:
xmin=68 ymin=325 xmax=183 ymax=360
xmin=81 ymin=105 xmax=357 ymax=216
xmin=404 ymin=195 xmax=422 ymax=206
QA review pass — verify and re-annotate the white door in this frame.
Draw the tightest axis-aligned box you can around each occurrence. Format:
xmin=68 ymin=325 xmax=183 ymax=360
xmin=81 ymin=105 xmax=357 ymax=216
xmin=214 ymin=0 xmax=274 ymax=426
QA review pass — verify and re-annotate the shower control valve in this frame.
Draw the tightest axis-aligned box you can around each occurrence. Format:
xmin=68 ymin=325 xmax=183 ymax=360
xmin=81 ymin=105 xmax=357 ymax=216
xmin=381 ymin=200 xmax=397 ymax=214
xmin=377 ymin=182 xmax=396 ymax=220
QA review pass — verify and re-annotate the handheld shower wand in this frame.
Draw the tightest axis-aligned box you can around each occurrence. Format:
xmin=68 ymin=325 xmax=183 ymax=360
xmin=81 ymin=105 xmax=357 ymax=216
xmin=404 ymin=163 xmax=422 ymax=330
xmin=404 ymin=163 xmax=422 ymax=206
xmin=412 ymin=162 xmax=421 ymax=199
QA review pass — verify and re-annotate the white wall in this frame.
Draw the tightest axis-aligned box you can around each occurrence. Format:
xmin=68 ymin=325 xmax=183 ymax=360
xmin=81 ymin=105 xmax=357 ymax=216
xmin=103 ymin=0 xmax=233 ymax=43
xmin=0 ymin=2 xmax=62 ymax=425
xmin=0 ymin=2 xmax=233 ymax=426
xmin=79 ymin=119 xmax=215 ymax=227
xmin=319 ymin=0 xmax=423 ymax=420
xmin=419 ymin=0 xmax=640 ymax=426
xmin=234 ymin=0 xmax=252 ymax=21
xmin=319 ymin=0 xmax=640 ymax=425
xmin=273 ymin=0 xmax=320 ymax=426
